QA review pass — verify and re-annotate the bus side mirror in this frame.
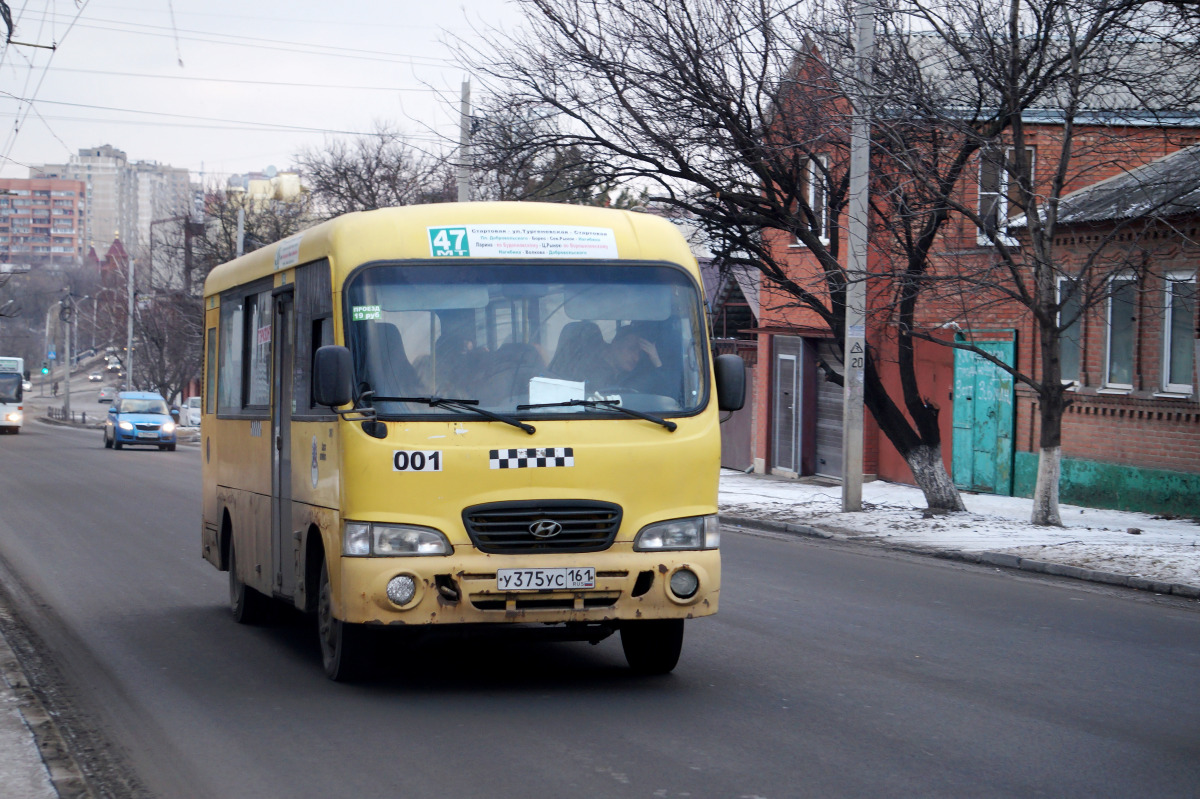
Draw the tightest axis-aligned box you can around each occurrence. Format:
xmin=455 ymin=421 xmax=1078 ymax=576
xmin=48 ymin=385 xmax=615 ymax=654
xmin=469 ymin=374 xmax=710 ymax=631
xmin=714 ymin=353 xmax=746 ymax=412
xmin=314 ymin=345 xmax=354 ymax=408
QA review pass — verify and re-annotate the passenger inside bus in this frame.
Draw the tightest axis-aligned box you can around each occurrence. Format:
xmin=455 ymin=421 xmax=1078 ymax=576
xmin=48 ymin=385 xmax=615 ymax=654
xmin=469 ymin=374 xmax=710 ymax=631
xmin=547 ymin=321 xmax=606 ymax=383
xmin=593 ymin=326 xmax=670 ymax=395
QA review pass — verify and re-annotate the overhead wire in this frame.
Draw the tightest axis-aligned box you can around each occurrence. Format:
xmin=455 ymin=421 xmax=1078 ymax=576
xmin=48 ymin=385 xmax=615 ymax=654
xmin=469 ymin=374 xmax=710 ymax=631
xmin=1 ymin=0 xmax=92 ymax=170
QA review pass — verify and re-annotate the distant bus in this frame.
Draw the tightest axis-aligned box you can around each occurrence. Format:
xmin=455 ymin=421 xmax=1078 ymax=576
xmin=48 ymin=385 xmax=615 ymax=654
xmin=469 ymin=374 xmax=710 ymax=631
xmin=200 ymin=203 xmax=745 ymax=680
xmin=0 ymin=356 xmax=24 ymax=433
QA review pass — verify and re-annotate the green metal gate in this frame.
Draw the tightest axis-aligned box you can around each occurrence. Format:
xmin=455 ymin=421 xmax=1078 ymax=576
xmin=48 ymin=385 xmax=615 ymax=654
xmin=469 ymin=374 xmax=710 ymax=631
xmin=952 ymin=337 xmax=1015 ymax=495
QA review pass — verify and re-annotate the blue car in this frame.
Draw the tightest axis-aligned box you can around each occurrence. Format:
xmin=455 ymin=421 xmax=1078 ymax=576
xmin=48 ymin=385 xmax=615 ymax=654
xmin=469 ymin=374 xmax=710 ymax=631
xmin=104 ymin=391 xmax=177 ymax=451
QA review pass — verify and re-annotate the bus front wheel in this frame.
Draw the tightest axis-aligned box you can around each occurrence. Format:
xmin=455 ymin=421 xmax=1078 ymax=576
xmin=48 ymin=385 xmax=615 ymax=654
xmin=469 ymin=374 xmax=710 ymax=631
xmin=620 ymin=618 xmax=685 ymax=675
xmin=229 ymin=541 xmax=273 ymax=624
xmin=317 ymin=560 xmax=371 ymax=682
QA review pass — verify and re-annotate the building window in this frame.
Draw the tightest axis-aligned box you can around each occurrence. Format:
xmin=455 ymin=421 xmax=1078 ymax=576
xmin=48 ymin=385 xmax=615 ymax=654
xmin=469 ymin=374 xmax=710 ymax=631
xmin=1105 ymin=276 xmax=1137 ymax=389
xmin=1163 ymin=272 xmax=1196 ymax=393
xmin=805 ymin=155 xmax=829 ymax=243
xmin=1058 ymin=277 xmax=1082 ymax=384
xmin=979 ymin=146 xmax=1034 ymax=244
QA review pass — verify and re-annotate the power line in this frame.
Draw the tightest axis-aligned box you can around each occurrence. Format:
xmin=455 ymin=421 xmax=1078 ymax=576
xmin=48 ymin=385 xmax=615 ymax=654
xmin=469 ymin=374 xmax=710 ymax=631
xmin=0 ymin=109 xmax=449 ymax=142
xmin=25 ymin=11 xmax=457 ymax=66
xmin=27 ymin=66 xmax=440 ymax=93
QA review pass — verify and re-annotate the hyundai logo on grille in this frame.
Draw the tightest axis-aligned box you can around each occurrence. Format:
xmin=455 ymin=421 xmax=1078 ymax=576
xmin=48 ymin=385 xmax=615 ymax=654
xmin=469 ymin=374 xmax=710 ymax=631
xmin=529 ymin=519 xmax=563 ymax=538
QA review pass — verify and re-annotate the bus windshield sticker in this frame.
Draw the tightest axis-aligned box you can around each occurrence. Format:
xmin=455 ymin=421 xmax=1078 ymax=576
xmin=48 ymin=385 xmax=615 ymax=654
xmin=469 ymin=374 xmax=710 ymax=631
xmin=393 ymin=451 xmax=442 ymax=472
xmin=351 ymin=305 xmax=382 ymax=321
xmin=274 ymin=235 xmax=302 ymax=270
xmin=489 ymin=448 xmax=575 ymax=469
xmin=428 ymin=225 xmax=618 ymax=260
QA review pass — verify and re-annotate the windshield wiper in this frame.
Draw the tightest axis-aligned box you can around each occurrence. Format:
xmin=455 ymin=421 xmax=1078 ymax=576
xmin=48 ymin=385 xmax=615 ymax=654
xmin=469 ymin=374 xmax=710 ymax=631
xmin=376 ymin=395 xmax=535 ymax=435
xmin=517 ymin=399 xmax=676 ymax=432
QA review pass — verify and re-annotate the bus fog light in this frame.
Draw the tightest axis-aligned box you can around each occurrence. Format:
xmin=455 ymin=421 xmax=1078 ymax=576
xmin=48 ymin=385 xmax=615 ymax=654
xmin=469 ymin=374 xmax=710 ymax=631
xmin=386 ymin=575 xmax=417 ymax=606
xmin=669 ymin=568 xmax=699 ymax=599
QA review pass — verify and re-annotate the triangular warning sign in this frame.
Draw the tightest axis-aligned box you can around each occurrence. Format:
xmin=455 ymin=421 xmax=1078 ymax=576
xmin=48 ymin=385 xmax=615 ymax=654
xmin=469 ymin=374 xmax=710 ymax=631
xmin=850 ymin=342 xmax=864 ymax=354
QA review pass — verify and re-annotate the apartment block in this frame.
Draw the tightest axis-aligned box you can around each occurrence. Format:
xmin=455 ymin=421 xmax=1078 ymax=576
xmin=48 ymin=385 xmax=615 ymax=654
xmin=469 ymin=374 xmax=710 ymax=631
xmin=0 ymin=177 xmax=87 ymax=267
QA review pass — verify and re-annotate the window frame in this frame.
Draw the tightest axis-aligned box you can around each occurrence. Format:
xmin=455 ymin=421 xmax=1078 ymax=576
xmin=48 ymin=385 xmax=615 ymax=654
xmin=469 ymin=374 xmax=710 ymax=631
xmin=1104 ymin=274 xmax=1137 ymax=391
xmin=1057 ymin=276 xmax=1082 ymax=386
xmin=978 ymin=146 xmax=1035 ymax=246
xmin=806 ymin=154 xmax=829 ymax=244
xmin=1162 ymin=271 xmax=1197 ymax=394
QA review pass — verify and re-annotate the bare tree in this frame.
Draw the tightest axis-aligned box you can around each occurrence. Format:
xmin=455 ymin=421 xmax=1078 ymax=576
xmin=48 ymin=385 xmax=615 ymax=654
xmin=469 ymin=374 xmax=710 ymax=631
xmin=295 ymin=123 xmax=455 ymax=218
xmin=471 ymin=108 xmax=646 ymax=205
xmin=460 ymin=0 xmax=970 ymax=509
xmin=858 ymin=0 xmax=1200 ymax=524
xmin=463 ymin=0 xmax=1200 ymax=520
xmin=132 ymin=183 xmax=314 ymax=400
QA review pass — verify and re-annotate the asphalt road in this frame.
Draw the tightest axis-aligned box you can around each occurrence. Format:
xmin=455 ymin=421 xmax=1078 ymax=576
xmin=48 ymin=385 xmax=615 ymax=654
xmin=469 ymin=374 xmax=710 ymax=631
xmin=0 ymin=421 xmax=1198 ymax=798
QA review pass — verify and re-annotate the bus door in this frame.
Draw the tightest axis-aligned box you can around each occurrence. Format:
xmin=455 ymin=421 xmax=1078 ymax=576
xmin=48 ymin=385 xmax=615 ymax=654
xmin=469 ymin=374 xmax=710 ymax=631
xmin=271 ymin=290 xmax=296 ymax=598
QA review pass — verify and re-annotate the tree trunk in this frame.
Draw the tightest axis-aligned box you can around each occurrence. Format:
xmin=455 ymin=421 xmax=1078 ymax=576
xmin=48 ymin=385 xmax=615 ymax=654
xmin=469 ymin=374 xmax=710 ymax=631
xmin=903 ymin=442 xmax=966 ymax=511
xmin=1032 ymin=445 xmax=1062 ymax=526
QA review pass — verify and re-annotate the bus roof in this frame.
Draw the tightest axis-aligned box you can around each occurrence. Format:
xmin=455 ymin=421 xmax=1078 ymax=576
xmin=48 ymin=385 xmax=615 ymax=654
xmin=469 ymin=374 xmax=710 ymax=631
xmin=203 ymin=202 xmax=699 ymax=298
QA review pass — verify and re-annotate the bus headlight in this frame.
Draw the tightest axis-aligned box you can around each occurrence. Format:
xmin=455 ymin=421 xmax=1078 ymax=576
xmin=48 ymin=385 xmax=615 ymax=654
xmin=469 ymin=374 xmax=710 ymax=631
xmin=4 ymin=411 xmax=19 ymax=423
xmin=342 ymin=521 xmax=452 ymax=556
xmin=633 ymin=514 xmax=720 ymax=551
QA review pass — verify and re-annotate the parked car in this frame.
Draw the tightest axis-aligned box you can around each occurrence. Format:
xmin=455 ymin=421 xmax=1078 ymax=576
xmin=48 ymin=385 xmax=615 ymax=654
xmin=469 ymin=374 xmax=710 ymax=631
xmin=98 ymin=386 xmax=117 ymax=402
xmin=88 ymin=372 xmax=102 ymax=382
xmin=103 ymin=391 xmax=177 ymax=451
xmin=21 ymin=379 xmax=32 ymax=392
xmin=185 ymin=396 xmax=201 ymax=426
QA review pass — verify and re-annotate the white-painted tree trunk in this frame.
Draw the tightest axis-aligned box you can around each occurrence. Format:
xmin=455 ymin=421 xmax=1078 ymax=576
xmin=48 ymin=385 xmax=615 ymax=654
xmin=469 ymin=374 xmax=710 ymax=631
xmin=1031 ymin=445 xmax=1062 ymax=526
xmin=905 ymin=442 xmax=966 ymax=511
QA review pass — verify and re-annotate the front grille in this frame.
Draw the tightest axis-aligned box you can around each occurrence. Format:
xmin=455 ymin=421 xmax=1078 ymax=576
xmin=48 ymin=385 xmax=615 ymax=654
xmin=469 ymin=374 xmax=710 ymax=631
xmin=135 ymin=423 xmax=160 ymax=431
xmin=463 ymin=500 xmax=622 ymax=554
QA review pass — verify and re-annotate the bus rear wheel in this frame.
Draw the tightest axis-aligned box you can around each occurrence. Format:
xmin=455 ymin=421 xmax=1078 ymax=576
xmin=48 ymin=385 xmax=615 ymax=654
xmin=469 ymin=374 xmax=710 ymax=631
xmin=620 ymin=618 xmax=685 ymax=675
xmin=229 ymin=541 xmax=273 ymax=624
xmin=317 ymin=560 xmax=371 ymax=682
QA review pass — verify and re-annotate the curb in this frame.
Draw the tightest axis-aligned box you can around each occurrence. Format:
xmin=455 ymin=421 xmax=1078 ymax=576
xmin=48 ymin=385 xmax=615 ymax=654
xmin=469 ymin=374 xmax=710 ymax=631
xmin=720 ymin=514 xmax=1200 ymax=600
xmin=0 ymin=615 xmax=93 ymax=799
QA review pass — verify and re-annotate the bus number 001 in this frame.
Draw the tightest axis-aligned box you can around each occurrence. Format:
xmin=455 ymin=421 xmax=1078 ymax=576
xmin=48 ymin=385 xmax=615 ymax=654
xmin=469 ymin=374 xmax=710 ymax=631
xmin=392 ymin=450 xmax=442 ymax=472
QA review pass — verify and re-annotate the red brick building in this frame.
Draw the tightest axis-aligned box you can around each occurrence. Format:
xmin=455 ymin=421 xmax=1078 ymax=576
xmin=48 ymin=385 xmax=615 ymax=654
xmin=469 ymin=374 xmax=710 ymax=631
xmin=752 ymin=121 xmax=1200 ymax=514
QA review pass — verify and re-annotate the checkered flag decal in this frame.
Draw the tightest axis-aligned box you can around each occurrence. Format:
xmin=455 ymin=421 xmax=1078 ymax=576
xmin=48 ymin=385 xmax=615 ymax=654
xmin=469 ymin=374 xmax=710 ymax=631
xmin=489 ymin=447 xmax=575 ymax=469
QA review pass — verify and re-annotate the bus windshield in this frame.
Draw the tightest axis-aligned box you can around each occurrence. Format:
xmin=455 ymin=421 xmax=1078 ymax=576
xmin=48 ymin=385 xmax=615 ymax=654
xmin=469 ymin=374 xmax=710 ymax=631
xmin=0 ymin=373 xmax=19 ymax=403
xmin=344 ymin=262 xmax=708 ymax=418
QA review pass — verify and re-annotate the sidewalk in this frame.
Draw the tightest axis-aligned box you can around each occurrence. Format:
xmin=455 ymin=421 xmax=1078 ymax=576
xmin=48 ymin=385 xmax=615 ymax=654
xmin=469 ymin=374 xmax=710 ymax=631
xmin=719 ymin=468 xmax=1200 ymax=597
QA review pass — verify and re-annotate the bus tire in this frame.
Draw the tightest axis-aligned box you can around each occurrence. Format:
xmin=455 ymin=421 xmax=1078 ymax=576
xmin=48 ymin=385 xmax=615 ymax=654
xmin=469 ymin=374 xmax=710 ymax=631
xmin=229 ymin=540 xmax=273 ymax=625
xmin=620 ymin=618 xmax=685 ymax=675
xmin=318 ymin=560 xmax=371 ymax=682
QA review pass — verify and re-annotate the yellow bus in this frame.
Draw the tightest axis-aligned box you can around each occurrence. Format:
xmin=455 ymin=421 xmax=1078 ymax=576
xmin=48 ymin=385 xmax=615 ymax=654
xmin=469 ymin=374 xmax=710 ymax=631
xmin=200 ymin=202 xmax=744 ymax=680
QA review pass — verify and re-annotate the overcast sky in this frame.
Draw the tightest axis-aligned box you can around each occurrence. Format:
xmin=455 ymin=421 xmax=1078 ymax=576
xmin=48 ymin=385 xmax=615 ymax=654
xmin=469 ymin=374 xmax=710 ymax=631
xmin=0 ymin=0 xmax=521 ymax=182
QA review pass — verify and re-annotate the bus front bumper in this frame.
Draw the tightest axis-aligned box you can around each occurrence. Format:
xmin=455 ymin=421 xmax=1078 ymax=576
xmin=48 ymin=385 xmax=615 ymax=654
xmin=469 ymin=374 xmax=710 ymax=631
xmin=335 ymin=549 xmax=720 ymax=626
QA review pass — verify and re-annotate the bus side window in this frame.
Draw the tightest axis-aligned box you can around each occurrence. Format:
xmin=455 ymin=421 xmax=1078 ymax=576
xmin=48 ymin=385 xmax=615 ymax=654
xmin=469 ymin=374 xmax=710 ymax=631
xmin=309 ymin=316 xmax=333 ymax=409
xmin=205 ymin=327 xmax=216 ymax=414
xmin=217 ymin=294 xmax=244 ymax=414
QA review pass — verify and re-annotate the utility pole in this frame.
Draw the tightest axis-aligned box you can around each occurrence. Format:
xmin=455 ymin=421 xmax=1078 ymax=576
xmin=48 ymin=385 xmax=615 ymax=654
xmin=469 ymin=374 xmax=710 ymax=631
xmin=61 ymin=294 xmax=72 ymax=420
xmin=457 ymin=79 xmax=472 ymax=202
xmin=842 ymin=0 xmax=874 ymax=512
xmin=126 ymin=254 xmax=135 ymax=390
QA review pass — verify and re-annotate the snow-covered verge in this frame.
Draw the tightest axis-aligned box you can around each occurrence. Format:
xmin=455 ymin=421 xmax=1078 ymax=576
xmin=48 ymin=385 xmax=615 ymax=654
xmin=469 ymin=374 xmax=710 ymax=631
xmin=719 ymin=470 xmax=1200 ymax=587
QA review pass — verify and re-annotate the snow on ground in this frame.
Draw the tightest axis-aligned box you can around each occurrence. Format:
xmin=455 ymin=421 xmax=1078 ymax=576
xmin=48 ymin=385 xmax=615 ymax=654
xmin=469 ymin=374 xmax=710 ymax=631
xmin=719 ymin=470 xmax=1200 ymax=586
